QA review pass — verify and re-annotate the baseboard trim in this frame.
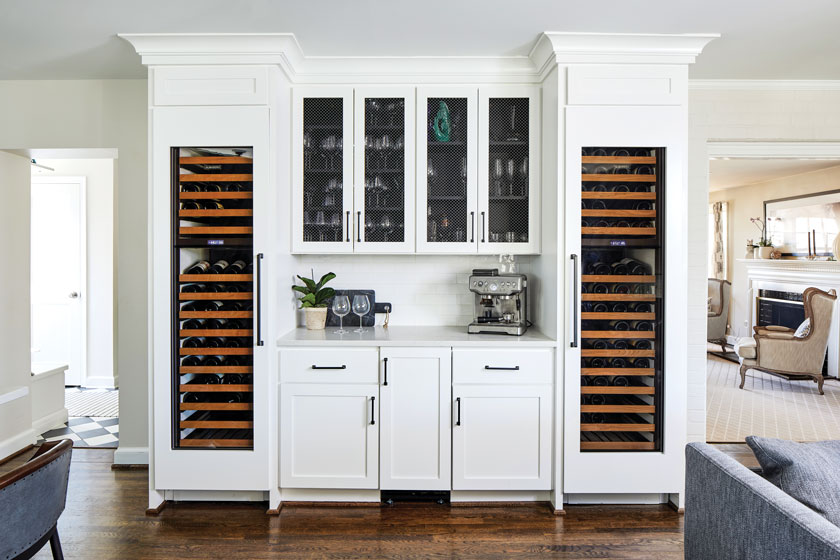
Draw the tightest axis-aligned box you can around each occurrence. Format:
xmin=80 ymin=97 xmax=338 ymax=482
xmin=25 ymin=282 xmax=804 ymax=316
xmin=114 ymin=446 xmax=149 ymax=465
xmin=32 ymin=408 xmax=68 ymax=437
xmin=82 ymin=376 xmax=118 ymax=389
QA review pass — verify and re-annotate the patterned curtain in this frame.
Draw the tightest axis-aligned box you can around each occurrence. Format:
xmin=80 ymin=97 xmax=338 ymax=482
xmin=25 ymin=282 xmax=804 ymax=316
xmin=711 ymin=201 xmax=727 ymax=280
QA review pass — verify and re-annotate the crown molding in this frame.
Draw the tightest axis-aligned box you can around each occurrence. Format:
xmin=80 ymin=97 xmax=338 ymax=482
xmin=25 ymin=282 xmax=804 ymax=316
xmin=690 ymin=79 xmax=840 ymax=91
xmin=529 ymin=32 xmax=718 ymax=79
xmin=707 ymin=140 xmax=840 ymax=159
xmin=121 ymin=32 xmax=719 ymax=84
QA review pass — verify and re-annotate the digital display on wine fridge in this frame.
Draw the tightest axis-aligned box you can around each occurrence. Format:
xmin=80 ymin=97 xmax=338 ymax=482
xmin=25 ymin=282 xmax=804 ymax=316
xmin=172 ymin=147 xmax=255 ymax=450
xmin=579 ymin=147 xmax=663 ymax=452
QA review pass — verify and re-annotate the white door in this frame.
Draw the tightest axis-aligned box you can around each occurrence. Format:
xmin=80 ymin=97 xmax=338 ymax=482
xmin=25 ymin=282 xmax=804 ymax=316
xmin=353 ymin=86 xmax=416 ymax=253
xmin=416 ymin=87 xmax=479 ymax=254
xmin=452 ymin=384 xmax=552 ymax=490
xmin=281 ymin=383 xmax=379 ymax=489
xmin=380 ymin=347 xmax=451 ymax=490
xmin=31 ymin=176 xmax=86 ymax=386
xmin=477 ymin=86 xmax=541 ymax=255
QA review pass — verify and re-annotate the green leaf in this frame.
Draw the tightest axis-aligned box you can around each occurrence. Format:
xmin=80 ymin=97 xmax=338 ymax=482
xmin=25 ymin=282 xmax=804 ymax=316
xmin=292 ymin=285 xmax=308 ymax=295
xmin=300 ymin=293 xmax=317 ymax=305
xmin=296 ymin=275 xmax=317 ymax=292
xmin=316 ymin=272 xmax=336 ymax=291
xmin=299 ymin=301 xmax=313 ymax=308
xmin=315 ymin=287 xmax=335 ymax=304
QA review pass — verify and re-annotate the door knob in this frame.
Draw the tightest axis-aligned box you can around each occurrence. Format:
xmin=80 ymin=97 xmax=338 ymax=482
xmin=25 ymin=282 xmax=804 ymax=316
xmin=69 ymin=292 xmax=79 ymax=299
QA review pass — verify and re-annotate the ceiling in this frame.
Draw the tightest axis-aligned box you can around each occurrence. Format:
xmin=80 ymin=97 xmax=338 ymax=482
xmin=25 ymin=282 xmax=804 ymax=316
xmin=709 ymin=159 xmax=840 ymax=191
xmin=1 ymin=0 xmax=839 ymax=80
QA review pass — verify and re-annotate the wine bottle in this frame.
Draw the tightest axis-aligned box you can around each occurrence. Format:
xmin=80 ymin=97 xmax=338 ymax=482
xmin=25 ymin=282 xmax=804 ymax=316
xmin=182 ymin=392 xmax=206 ymax=403
xmin=594 ymin=220 xmax=610 ymax=228
xmin=584 ymin=394 xmax=608 ymax=406
xmin=611 ymin=303 xmax=628 ymax=313
xmin=185 ymin=260 xmax=211 ymax=274
xmin=205 ymin=337 xmax=225 ymax=348
xmin=220 ymin=356 xmax=241 ymax=367
xmin=612 ymin=148 xmax=630 ymax=157
xmin=181 ymin=201 xmax=203 ymax=210
xmin=581 ymin=200 xmax=588 ymax=210
xmin=588 ymin=357 xmax=606 ymax=368
xmin=634 ymin=340 xmax=653 ymax=350
xmin=225 ymin=338 xmax=243 ymax=348
xmin=592 ymin=303 xmax=609 ymax=313
xmin=589 ymin=339 xmax=609 ymax=350
xmin=181 ymin=356 xmax=202 ymax=367
xmin=610 ymin=261 xmax=629 ymax=275
xmin=611 ymin=184 xmax=630 ymax=192
xmin=631 ymin=302 xmax=652 ymax=313
xmin=203 ymin=200 xmax=225 ymax=210
xmin=593 ymin=166 xmax=609 ymax=175
xmin=225 ymin=260 xmax=247 ymax=274
xmin=635 ymin=201 xmax=653 ymax=211
xmin=181 ymin=301 xmax=210 ymax=312
xmin=634 ymin=165 xmax=654 ymax=175
xmin=632 ymin=358 xmax=652 ymax=369
xmin=611 ymin=284 xmax=631 ymax=294
xmin=203 ymin=183 xmax=223 ymax=192
xmin=224 ymin=183 xmax=244 ymax=192
xmin=590 ymin=376 xmax=609 ymax=386
xmin=589 ymin=413 xmax=606 ymax=423
xmin=588 ymin=200 xmax=606 ymax=210
xmin=612 ymin=339 xmax=629 ymax=350
xmin=632 ymin=284 xmax=651 ymax=295
xmin=631 ymin=320 xmax=653 ymax=331
xmin=609 ymin=320 xmax=630 ymax=331
xmin=182 ymin=337 xmax=206 ymax=348
xmin=634 ymin=149 xmax=651 ymax=157
xmin=587 ymin=261 xmax=611 ymax=275
xmin=182 ymin=318 xmax=205 ymax=330
xmin=612 ymin=376 xmax=630 ymax=387
xmin=611 ymin=357 xmax=628 ymax=368
xmin=618 ymin=258 xmax=651 ymax=275
xmin=612 ymin=166 xmax=630 ymax=175
xmin=591 ymin=284 xmax=609 ymax=294
xmin=181 ymin=283 xmax=206 ymax=293
xmin=190 ymin=374 xmax=220 ymax=385
xmin=202 ymin=356 xmax=222 ymax=367
xmin=222 ymin=373 xmax=245 ymax=384
xmin=209 ymin=259 xmax=230 ymax=274
xmin=591 ymin=148 xmax=608 ymax=157
xmin=181 ymin=184 xmax=201 ymax=193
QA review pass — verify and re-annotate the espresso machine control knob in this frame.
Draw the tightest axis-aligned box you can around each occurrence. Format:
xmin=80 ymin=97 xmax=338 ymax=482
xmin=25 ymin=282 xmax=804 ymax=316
xmin=489 ymin=282 xmax=498 ymax=292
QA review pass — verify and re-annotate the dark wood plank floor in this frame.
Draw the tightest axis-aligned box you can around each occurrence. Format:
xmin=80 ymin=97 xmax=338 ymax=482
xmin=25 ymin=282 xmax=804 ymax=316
xmin=29 ymin=448 xmax=686 ymax=559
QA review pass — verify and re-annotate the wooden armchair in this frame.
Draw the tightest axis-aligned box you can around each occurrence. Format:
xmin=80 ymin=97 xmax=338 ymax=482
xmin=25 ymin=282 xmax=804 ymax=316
xmin=735 ymin=287 xmax=837 ymax=394
xmin=0 ymin=439 xmax=72 ymax=560
xmin=707 ymin=278 xmax=731 ymax=352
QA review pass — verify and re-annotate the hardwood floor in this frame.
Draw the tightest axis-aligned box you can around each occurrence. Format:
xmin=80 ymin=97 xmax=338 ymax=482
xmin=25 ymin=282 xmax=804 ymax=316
xmin=29 ymin=448 xmax=685 ymax=559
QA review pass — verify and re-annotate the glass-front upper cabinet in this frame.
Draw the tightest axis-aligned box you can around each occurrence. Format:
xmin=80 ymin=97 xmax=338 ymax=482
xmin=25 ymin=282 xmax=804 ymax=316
xmin=416 ymin=87 xmax=477 ymax=253
xmin=353 ymin=87 xmax=415 ymax=253
xmin=478 ymin=86 xmax=540 ymax=254
xmin=292 ymin=87 xmax=354 ymax=253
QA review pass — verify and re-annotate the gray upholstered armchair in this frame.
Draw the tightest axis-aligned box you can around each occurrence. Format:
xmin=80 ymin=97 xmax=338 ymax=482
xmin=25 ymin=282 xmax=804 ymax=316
xmin=735 ymin=287 xmax=837 ymax=395
xmin=0 ymin=439 xmax=72 ymax=560
xmin=707 ymin=278 xmax=731 ymax=352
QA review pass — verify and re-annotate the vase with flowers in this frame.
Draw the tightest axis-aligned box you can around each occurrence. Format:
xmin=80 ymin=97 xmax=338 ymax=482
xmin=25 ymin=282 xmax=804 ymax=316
xmin=750 ymin=217 xmax=773 ymax=259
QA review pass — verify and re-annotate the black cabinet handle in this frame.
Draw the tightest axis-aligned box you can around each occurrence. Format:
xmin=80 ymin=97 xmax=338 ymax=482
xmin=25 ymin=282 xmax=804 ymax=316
xmin=254 ymin=253 xmax=264 ymax=347
xmin=370 ymin=396 xmax=376 ymax=425
xmin=311 ymin=364 xmax=347 ymax=370
xmin=480 ymin=211 xmax=486 ymax=243
xmin=455 ymin=397 xmax=461 ymax=426
xmin=571 ymin=253 xmax=579 ymax=348
xmin=470 ymin=211 xmax=475 ymax=243
xmin=383 ymin=357 xmax=388 ymax=386
xmin=485 ymin=365 xmax=520 ymax=371
xmin=346 ymin=211 xmax=350 ymax=242
xmin=357 ymin=211 xmax=361 ymax=243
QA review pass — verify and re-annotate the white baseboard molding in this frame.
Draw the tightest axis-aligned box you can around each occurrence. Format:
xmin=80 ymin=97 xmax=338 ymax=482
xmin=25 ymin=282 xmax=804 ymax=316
xmin=450 ymin=490 xmax=551 ymax=502
xmin=114 ymin=446 xmax=149 ymax=465
xmin=167 ymin=489 xmax=267 ymax=502
xmin=32 ymin=408 xmax=68 ymax=437
xmin=565 ymin=493 xmax=666 ymax=505
xmin=280 ymin=488 xmax=380 ymax=502
xmin=0 ymin=428 xmax=36 ymax=462
xmin=83 ymin=375 xmax=118 ymax=389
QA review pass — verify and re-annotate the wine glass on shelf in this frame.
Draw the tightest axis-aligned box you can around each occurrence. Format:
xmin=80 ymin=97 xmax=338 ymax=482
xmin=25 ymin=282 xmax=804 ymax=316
xmin=352 ymin=295 xmax=370 ymax=333
xmin=506 ymin=158 xmax=516 ymax=196
xmin=381 ymin=135 xmax=392 ymax=169
xmin=492 ymin=158 xmax=504 ymax=197
xmin=332 ymin=295 xmax=351 ymax=335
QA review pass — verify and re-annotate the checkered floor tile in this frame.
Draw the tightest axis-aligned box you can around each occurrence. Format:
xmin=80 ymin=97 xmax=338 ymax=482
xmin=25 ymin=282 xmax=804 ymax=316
xmin=38 ymin=416 xmax=119 ymax=448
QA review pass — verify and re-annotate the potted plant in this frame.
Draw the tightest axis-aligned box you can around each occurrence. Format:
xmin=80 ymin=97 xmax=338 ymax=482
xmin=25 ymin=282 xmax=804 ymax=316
xmin=750 ymin=217 xmax=774 ymax=259
xmin=292 ymin=270 xmax=336 ymax=330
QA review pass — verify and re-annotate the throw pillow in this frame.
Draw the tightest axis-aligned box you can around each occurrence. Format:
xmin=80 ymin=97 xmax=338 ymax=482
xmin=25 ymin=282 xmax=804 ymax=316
xmin=794 ymin=318 xmax=811 ymax=338
xmin=746 ymin=436 xmax=840 ymax=526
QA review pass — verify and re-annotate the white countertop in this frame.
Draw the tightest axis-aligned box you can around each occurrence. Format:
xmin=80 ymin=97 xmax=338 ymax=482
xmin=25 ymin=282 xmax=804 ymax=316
xmin=277 ymin=325 xmax=556 ymax=347
xmin=31 ymin=361 xmax=69 ymax=378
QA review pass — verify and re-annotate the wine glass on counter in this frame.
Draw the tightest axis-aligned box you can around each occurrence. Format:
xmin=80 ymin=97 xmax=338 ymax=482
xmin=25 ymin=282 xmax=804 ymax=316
xmin=352 ymin=295 xmax=370 ymax=333
xmin=332 ymin=295 xmax=351 ymax=335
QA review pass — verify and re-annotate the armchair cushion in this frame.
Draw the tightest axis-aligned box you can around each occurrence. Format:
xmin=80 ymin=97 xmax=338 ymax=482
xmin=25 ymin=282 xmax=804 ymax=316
xmin=795 ymin=318 xmax=812 ymax=338
xmin=746 ymin=436 xmax=840 ymax=527
xmin=735 ymin=337 xmax=757 ymax=360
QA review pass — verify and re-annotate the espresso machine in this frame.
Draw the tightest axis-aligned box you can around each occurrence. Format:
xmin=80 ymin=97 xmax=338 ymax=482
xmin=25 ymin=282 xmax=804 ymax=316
xmin=467 ymin=269 xmax=528 ymax=335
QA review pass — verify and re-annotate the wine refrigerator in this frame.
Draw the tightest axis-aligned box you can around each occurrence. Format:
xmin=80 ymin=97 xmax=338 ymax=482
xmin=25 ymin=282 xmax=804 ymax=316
xmin=172 ymin=147 xmax=258 ymax=449
xmin=576 ymin=146 xmax=663 ymax=452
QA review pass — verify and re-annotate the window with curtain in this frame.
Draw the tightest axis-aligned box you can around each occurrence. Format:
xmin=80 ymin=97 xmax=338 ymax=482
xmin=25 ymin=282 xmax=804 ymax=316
xmin=708 ymin=201 xmax=728 ymax=280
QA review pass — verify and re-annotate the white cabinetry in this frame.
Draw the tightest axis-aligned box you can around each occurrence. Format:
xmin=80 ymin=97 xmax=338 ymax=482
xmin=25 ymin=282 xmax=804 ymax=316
xmin=379 ymin=347 xmax=451 ymax=491
xmin=451 ymin=348 xmax=553 ymax=490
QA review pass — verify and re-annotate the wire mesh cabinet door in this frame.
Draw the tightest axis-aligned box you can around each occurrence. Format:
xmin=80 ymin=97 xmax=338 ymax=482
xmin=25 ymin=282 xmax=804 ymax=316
xmin=353 ymin=87 xmax=416 ymax=254
xmin=292 ymin=87 xmax=355 ymax=254
xmin=416 ymin=87 xmax=479 ymax=254
xmin=477 ymin=86 xmax=541 ymax=255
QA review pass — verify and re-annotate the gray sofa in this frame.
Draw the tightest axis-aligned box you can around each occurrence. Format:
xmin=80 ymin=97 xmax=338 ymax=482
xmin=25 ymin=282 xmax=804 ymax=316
xmin=685 ymin=443 xmax=840 ymax=559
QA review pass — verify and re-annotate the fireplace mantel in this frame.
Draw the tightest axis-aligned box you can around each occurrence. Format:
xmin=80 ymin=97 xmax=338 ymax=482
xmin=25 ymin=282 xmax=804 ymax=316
xmin=737 ymin=258 xmax=840 ymax=274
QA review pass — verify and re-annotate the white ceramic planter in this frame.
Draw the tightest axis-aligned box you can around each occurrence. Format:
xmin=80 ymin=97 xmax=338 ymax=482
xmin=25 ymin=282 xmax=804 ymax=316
xmin=304 ymin=307 xmax=327 ymax=330
xmin=757 ymin=246 xmax=773 ymax=259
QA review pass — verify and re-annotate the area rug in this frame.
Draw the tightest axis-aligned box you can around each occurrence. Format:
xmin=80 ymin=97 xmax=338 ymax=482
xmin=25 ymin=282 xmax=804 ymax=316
xmin=65 ymin=388 xmax=119 ymax=418
xmin=707 ymin=355 xmax=840 ymax=442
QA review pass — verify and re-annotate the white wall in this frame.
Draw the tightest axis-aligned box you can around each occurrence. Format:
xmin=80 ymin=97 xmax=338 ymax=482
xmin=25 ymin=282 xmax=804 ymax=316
xmin=710 ymin=165 xmax=840 ymax=339
xmin=0 ymin=151 xmax=34 ymax=457
xmin=35 ymin=158 xmax=117 ymax=387
xmin=0 ymin=80 xmax=148 ymax=462
xmin=688 ymin=86 xmax=840 ymax=443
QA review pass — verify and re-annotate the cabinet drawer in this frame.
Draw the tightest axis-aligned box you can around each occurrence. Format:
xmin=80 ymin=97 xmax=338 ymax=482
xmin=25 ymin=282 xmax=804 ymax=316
xmin=153 ymin=66 xmax=269 ymax=106
xmin=453 ymin=348 xmax=553 ymax=384
xmin=280 ymin=347 xmax=378 ymax=383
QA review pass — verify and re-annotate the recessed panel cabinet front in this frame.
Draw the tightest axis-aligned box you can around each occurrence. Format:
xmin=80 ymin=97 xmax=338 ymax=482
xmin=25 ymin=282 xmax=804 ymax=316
xmin=379 ymin=347 xmax=451 ymax=491
xmin=280 ymin=383 xmax=379 ymax=489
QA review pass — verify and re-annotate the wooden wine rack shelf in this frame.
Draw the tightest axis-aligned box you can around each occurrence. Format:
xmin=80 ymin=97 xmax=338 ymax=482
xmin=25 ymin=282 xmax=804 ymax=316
xmin=581 ymin=330 xmax=655 ymax=338
xmin=580 ymin=312 xmax=655 ymax=320
xmin=581 ymin=423 xmax=655 ymax=432
xmin=582 ymin=192 xmax=655 ymax=200
xmin=581 ymin=349 xmax=655 ymax=358
xmin=180 ymin=347 xmax=253 ymax=356
xmin=179 ymin=292 xmax=253 ymax=300
xmin=582 ymin=274 xmax=655 ymax=283
xmin=582 ymin=294 xmax=655 ymax=302
xmin=582 ymin=368 xmax=654 ymax=376
xmin=180 ymin=439 xmax=254 ymax=448
xmin=179 ymin=384 xmax=252 ymax=392
xmin=179 ymin=274 xmax=253 ymax=282
xmin=179 ymin=226 xmax=253 ymax=235
xmin=180 ymin=209 xmax=253 ymax=218
xmin=179 ymin=192 xmax=253 ymax=200
xmin=581 ymin=386 xmax=655 ymax=395
xmin=582 ymin=174 xmax=656 ymax=182
xmin=179 ymin=311 xmax=253 ymax=319
xmin=180 ymin=329 xmax=253 ymax=337
xmin=180 ymin=421 xmax=253 ymax=429
xmin=581 ymin=209 xmax=656 ymax=218
xmin=180 ymin=173 xmax=253 ymax=182
xmin=582 ymin=227 xmax=656 ymax=236
xmin=582 ymin=156 xmax=656 ymax=164
xmin=179 ymin=403 xmax=253 ymax=411
xmin=581 ymin=441 xmax=656 ymax=451
xmin=179 ymin=366 xmax=253 ymax=374
xmin=581 ymin=404 xmax=655 ymax=413
xmin=180 ymin=156 xmax=253 ymax=164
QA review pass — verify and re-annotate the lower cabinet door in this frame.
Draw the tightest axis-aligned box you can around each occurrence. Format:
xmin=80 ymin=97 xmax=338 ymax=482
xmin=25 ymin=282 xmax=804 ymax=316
xmin=280 ymin=383 xmax=379 ymax=489
xmin=452 ymin=384 xmax=552 ymax=490
xmin=380 ymin=347 xmax=452 ymax=490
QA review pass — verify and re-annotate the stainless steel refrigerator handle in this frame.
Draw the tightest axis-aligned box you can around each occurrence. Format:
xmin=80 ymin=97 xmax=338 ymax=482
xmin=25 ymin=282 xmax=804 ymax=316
xmin=255 ymin=253 xmax=264 ymax=347
xmin=570 ymin=254 xmax=579 ymax=348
